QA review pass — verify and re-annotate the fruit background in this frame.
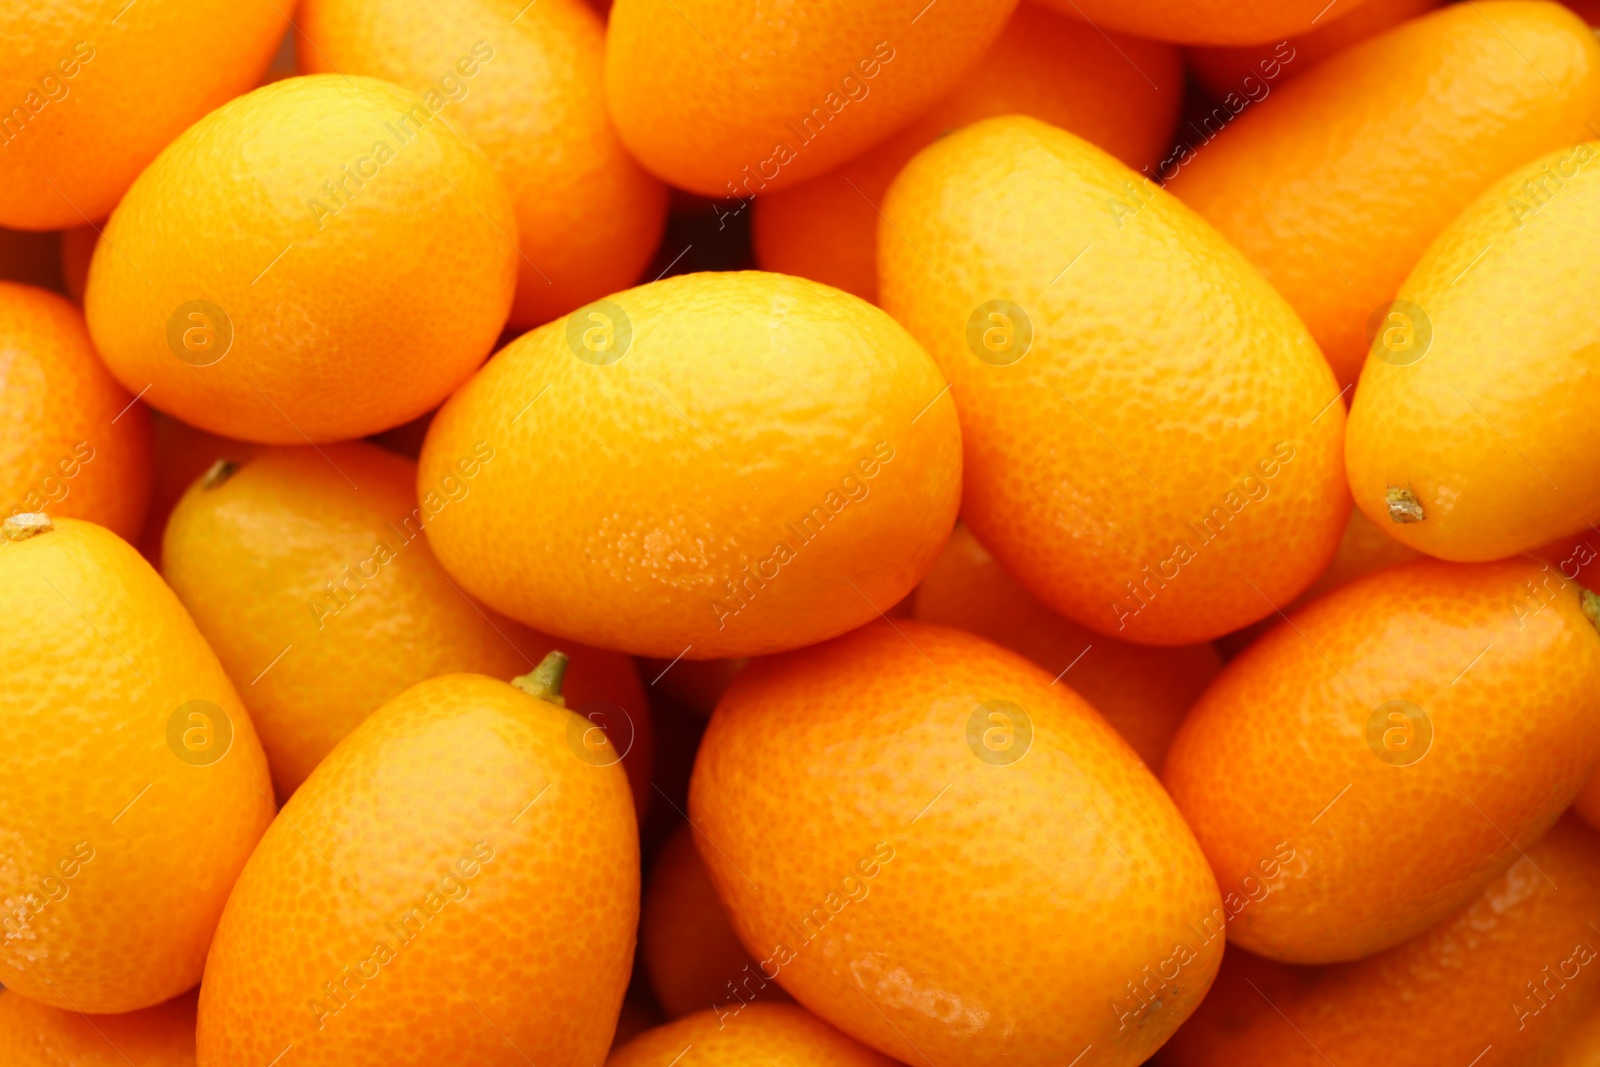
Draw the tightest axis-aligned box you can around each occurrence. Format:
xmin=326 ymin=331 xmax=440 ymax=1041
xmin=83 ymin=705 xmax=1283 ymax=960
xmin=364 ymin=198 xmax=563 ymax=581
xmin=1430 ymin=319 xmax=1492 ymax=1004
xmin=3 ymin=0 xmax=1600 ymax=1065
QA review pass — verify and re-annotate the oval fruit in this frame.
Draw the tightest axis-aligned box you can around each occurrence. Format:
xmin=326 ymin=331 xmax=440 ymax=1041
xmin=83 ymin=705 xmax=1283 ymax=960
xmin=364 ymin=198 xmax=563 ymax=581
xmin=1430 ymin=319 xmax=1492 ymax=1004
xmin=1186 ymin=0 xmax=1441 ymax=99
xmin=752 ymin=2 xmax=1181 ymax=301
xmin=85 ymin=74 xmax=518 ymax=443
xmin=1216 ymin=505 xmax=1425 ymax=658
xmin=0 ymin=0 xmax=287 ymax=228
xmin=1164 ymin=556 xmax=1600 ymax=963
xmin=641 ymin=822 xmax=785 ymax=1019
xmin=0 ymin=516 xmax=273 ymax=1012
xmin=136 ymin=411 xmax=259 ymax=563
xmin=880 ymin=115 xmax=1348 ymax=646
xmin=1346 ymin=141 xmax=1600 ymax=561
xmin=1030 ymin=0 xmax=1380 ymax=45
xmin=0 ymin=988 xmax=196 ymax=1066
xmin=162 ymin=441 xmax=651 ymax=801
xmin=690 ymin=620 xmax=1223 ymax=1067
xmin=298 ymin=0 xmax=668 ymax=329
xmin=419 ymin=270 xmax=962 ymax=659
xmin=609 ymin=1003 xmax=895 ymax=1067
xmin=604 ymin=0 xmax=1018 ymax=196
xmin=1 ymin=281 xmax=152 ymax=541
xmin=1160 ymin=817 xmax=1600 ymax=1066
xmin=911 ymin=524 xmax=1220 ymax=769
xmin=1169 ymin=1 xmax=1600 ymax=387
xmin=197 ymin=667 xmax=638 ymax=1066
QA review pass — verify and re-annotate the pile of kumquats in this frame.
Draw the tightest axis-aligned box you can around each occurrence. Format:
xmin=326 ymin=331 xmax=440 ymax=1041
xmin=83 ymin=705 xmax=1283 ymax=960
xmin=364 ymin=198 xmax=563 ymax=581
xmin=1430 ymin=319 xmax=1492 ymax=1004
xmin=6 ymin=0 xmax=1600 ymax=1064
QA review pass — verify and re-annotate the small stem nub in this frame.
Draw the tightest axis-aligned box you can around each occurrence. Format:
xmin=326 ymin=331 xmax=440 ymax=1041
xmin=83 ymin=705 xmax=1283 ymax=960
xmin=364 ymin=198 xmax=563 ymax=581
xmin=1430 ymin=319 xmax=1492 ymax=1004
xmin=512 ymin=651 xmax=569 ymax=706
xmin=3 ymin=513 xmax=53 ymax=541
xmin=1385 ymin=486 xmax=1425 ymax=524
xmin=1582 ymin=589 xmax=1600 ymax=636
xmin=202 ymin=459 xmax=240 ymax=490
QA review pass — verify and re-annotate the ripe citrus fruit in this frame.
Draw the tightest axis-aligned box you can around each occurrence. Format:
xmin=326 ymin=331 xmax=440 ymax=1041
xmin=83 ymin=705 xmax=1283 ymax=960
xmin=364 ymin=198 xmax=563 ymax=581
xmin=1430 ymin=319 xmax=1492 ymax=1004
xmin=911 ymin=524 xmax=1220 ymax=769
xmin=0 ymin=515 xmax=273 ymax=1012
xmin=0 ymin=988 xmax=196 ymax=1066
xmin=161 ymin=441 xmax=652 ymax=802
xmin=1030 ymin=0 xmax=1380 ymax=44
xmin=1164 ymin=556 xmax=1600 ymax=964
xmin=879 ymin=115 xmax=1349 ymax=646
xmin=419 ymin=270 xmax=962 ymax=659
xmin=690 ymin=620 xmax=1223 ymax=1067
xmin=1160 ymin=817 xmax=1600 ymax=1066
xmin=197 ymin=665 xmax=638 ymax=1067
xmin=1346 ymin=141 xmax=1600 ymax=562
xmin=84 ymin=74 xmax=518 ymax=444
xmin=1216 ymin=505 xmax=1424 ymax=657
xmin=1 ymin=280 xmax=152 ymax=541
xmin=1169 ymin=1 xmax=1600 ymax=388
xmin=0 ymin=0 xmax=287 ymax=229
xmin=298 ymin=0 xmax=668 ymax=329
xmin=751 ymin=2 xmax=1181 ymax=302
xmin=135 ymin=411 xmax=258 ymax=563
xmin=1186 ymin=0 xmax=1441 ymax=99
xmin=609 ymin=1003 xmax=895 ymax=1067
xmin=641 ymin=821 xmax=786 ymax=1019
xmin=603 ymin=0 xmax=1018 ymax=196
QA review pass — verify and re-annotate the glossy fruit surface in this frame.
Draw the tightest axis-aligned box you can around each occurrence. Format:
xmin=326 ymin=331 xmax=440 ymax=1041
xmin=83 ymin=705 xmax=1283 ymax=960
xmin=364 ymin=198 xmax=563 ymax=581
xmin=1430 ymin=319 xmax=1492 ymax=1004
xmin=0 ymin=0 xmax=287 ymax=229
xmin=604 ymin=0 xmax=1018 ymax=196
xmin=1170 ymin=1 xmax=1600 ymax=387
xmin=1159 ymin=817 xmax=1600 ymax=1066
xmin=752 ymin=2 xmax=1181 ymax=302
xmin=420 ymin=270 xmax=962 ymax=659
xmin=1165 ymin=557 xmax=1600 ymax=963
xmin=1 ymin=281 xmax=151 ymax=541
xmin=1346 ymin=141 xmax=1600 ymax=561
xmin=299 ymin=0 xmax=668 ymax=328
xmin=641 ymin=821 xmax=783 ymax=1018
xmin=911 ymin=524 xmax=1219 ymax=769
xmin=0 ymin=516 xmax=273 ymax=1012
xmin=135 ymin=411 xmax=258 ymax=563
xmin=691 ymin=620 xmax=1223 ymax=1067
xmin=162 ymin=441 xmax=651 ymax=800
xmin=0 ymin=988 xmax=196 ymax=1066
xmin=85 ymin=74 xmax=518 ymax=443
xmin=609 ymin=1003 xmax=896 ymax=1067
xmin=197 ymin=671 xmax=639 ymax=1067
xmin=880 ymin=115 xmax=1348 ymax=646
xmin=1186 ymin=0 xmax=1441 ymax=99
xmin=1031 ymin=0 xmax=1381 ymax=44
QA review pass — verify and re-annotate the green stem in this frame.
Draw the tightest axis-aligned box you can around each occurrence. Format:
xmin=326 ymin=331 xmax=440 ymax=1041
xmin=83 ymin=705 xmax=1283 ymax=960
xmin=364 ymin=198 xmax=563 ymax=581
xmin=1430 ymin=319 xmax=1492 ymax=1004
xmin=512 ymin=651 xmax=569 ymax=706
